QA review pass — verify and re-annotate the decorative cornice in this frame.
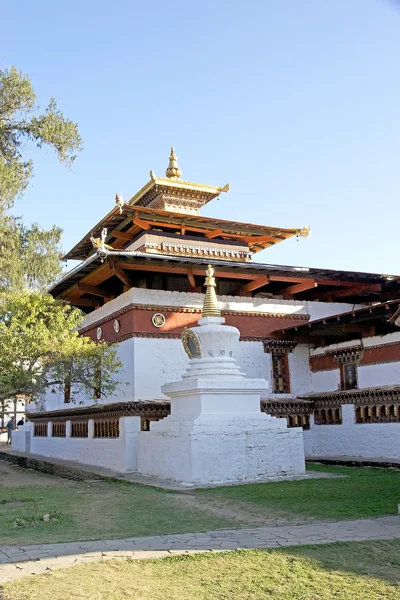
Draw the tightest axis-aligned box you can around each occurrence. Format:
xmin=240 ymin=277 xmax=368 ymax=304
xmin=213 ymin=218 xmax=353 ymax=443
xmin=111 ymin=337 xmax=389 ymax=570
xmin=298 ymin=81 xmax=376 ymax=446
xmin=327 ymin=344 xmax=363 ymax=365
xmin=27 ymin=401 xmax=171 ymax=421
xmin=263 ymin=338 xmax=297 ymax=354
xmin=299 ymin=386 xmax=400 ymax=407
xmin=261 ymin=399 xmax=312 ymax=416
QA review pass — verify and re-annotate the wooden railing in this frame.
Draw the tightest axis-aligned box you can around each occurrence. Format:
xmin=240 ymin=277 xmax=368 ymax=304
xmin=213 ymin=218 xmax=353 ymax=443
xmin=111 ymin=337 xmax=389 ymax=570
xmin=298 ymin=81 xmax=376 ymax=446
xmin=34 ymin=423 xmax=47 ymax=437
xmin=355 ymin=404 xmax=399 ymax=424
xmin=71 ymin=421 xmax=89 ymax=438
xmin=52 ymin=422 xmax=66 ymax=437
xmin=286 ymin=415 xmax=310 ymax=430
xmin=314 ymin=408 xmax=342 ymax=425
xmin=93 ymin=419 xmax=119 ymax=438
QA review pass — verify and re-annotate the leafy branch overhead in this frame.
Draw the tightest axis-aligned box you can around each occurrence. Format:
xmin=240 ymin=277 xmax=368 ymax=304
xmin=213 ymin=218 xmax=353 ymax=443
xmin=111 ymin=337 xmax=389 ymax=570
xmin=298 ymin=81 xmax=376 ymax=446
xmin=0 ymin=66 xmax=83 ymax=210
xmin=0 ymin=292 xmax=123 ymax=404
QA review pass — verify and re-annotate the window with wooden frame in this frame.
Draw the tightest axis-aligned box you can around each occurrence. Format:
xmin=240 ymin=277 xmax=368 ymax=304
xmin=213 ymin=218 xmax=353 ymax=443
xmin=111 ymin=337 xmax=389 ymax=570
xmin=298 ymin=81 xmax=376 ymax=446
xmin=355 ymin=404 xmax=399 ymax=424
xmin=314 ymin=407 xmax=343 ymax=425
xmin=271 ymin=353 xmax=291 ymax=394
xmin=340 ymin=362 xmax=358 ymax=391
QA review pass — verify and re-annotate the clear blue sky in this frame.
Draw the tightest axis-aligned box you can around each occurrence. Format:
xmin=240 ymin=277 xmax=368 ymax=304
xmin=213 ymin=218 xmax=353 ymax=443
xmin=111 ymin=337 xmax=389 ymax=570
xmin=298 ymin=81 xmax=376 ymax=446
xmin=3 ymin=0 xmax=400 ymax=275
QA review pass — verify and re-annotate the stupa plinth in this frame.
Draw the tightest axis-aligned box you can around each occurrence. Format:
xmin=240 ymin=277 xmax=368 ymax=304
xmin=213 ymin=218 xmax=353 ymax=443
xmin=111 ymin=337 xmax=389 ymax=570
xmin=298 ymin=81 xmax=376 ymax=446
xmin=138 ymin=266 xmax=305 ymax=485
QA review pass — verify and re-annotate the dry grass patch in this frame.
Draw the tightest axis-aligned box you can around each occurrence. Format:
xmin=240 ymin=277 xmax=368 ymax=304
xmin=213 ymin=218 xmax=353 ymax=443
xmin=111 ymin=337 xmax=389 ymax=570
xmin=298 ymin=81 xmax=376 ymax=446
xmin=3 ymin=540 xmax=400 ymax=600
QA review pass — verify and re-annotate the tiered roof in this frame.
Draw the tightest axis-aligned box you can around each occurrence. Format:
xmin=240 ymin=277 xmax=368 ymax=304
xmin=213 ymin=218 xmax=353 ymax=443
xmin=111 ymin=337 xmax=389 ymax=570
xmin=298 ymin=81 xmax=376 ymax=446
xmin=50 ymin=149 xmax=400 ymax=311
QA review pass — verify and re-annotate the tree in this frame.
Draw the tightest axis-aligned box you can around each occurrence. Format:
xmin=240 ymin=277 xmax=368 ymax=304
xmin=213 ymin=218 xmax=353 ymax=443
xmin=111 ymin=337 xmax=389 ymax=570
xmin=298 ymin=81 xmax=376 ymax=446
xmin=0 ymin=215 xmax=63 ymax=292
xmin=0 ymin=65 xmax=81 ymax=292
xmin=0 ymin=292 xmax=123 ymax=405
xmin=0 ymin=66 xmax=82 ymax=210
xmin=0 ymin=67 xmax=122 ymax=408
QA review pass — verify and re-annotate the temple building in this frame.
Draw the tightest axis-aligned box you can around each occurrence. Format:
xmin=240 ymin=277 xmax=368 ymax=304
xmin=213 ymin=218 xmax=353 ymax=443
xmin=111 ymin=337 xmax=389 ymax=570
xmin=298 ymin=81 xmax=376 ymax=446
xmin=14 ymin=148 xmax=400 ymax=472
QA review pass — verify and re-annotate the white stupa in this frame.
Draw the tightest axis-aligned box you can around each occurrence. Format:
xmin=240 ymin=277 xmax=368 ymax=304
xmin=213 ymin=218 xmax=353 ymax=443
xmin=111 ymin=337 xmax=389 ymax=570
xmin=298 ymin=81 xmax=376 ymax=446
xmin=138 ymin=265 xmax=305 ymax=485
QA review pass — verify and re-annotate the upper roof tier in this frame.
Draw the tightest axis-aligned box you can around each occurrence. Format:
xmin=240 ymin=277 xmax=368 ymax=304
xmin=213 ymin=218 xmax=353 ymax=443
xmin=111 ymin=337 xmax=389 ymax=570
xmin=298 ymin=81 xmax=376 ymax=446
xmin=128 ymin=147 xmax=230 ymax=215
xmin=64 ymin=204 xmax=309 ymax=261
xmin=64 ymin=148 xmax=309 ymax=261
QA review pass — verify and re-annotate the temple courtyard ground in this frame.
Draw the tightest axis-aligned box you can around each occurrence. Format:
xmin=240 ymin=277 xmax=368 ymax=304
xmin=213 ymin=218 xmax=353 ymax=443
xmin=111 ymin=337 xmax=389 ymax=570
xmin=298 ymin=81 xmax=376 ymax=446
xmin=0 ymin=460 xmax=399 ymax=597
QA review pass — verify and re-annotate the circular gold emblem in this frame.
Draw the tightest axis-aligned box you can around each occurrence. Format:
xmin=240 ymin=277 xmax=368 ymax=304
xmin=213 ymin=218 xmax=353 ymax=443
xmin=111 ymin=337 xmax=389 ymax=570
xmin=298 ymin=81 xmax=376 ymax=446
xmin=181 ymin=328 xmax=202 ymax=359
xmin=152 ymin=313 xmax=166 ymax=328
xmin=96 ymin=327 xmax=102 ymax=340
xmin=113 ymin=319 xmax=120 ymax=333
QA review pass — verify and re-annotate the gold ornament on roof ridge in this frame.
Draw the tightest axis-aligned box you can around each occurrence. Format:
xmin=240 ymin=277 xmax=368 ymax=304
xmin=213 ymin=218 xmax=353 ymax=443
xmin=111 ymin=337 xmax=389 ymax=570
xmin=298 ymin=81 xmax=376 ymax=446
xmin=297 ymin=226 xmax=311 ymax=238
xmin=165 ymin=146 xmax=182 ymax=178
xmin=202 ymin=264 xmax=221 ymax=318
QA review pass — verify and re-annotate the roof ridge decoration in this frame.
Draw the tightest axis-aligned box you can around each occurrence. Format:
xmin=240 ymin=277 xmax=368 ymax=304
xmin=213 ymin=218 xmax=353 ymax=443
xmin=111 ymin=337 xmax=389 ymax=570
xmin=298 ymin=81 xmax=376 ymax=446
xmin=165 ymin=146 xmax=182 ymax=179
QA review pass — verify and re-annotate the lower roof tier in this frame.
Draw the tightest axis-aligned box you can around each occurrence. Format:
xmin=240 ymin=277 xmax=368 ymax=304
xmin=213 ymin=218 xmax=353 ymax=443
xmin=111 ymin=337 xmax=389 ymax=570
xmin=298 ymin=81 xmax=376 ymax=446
xmin=50 ymin=250 xmax=400 ymax=311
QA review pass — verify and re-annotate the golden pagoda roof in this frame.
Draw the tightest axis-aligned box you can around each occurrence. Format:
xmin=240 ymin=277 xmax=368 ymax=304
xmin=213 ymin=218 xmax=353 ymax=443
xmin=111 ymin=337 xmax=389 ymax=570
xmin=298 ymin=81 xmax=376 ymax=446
xmin=64 ymin=204 xmax=308 ymax=261
xmin=128 ymin=147 xmax=229 ymax=208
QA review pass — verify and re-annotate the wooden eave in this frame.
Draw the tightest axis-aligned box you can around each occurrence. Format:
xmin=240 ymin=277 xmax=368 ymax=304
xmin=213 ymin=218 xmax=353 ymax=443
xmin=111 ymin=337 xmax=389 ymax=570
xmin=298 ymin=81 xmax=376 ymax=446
xmin=64 ymin=205 xmax=302 ymax=261
xmin=275 ymin=299 xmax=400 ymax=342
xmin=51 ymin=249 xmax=400 ymax=309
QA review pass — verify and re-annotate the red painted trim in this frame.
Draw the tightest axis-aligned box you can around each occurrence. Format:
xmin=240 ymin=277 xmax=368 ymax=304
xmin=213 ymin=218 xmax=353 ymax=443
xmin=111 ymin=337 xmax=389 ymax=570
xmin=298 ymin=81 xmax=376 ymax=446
xmin=310 ymin=342 xmax=400 ymax=372
xmin=82 ymin=305 xmax=309 ymax=343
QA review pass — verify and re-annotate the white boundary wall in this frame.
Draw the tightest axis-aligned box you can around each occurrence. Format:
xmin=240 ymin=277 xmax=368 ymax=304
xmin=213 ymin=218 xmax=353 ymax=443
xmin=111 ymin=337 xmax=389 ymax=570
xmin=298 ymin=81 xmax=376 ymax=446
xmin=304 ymin=405 xmax=400 ymax=459
xmin=13 ymin=417 xmax=141 ymax=472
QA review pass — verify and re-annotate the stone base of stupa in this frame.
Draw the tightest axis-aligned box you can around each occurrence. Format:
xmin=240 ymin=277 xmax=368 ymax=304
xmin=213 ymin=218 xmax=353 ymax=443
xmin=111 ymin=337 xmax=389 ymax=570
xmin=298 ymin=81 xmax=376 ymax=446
xmin=137 ymin=379 xmax=305 ymax=486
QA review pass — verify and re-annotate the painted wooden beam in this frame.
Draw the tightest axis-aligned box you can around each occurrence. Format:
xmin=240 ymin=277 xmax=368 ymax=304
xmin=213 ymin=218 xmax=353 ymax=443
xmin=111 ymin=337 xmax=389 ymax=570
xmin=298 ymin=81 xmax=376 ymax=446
xmin=61 ymin=297 xmax=100 ymax=308
xmin=205 ymin=228 xmax=223 ymax=239
xmin=77 ymin=283 xmax=114 ymax=299
xmin=240 ymin=275 xmax=270 ymax=293
xmin=110 ymin=263 xmax=132 ymax=288
xmin=132 ymin=217 xmax=152 ymax=230
xmin=282 ymin=280 xmax=318 ymax=297
xmin=317 ymin=283 xmax=382 ymax=300
xmin=187 ymin=268 xmax=196 ymax=289
xmin=112 ymin=230 xmax=135 ymax=242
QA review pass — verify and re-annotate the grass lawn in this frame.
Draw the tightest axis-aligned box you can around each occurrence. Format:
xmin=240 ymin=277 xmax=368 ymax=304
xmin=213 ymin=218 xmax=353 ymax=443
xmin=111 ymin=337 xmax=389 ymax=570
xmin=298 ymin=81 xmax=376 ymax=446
xmin=196 ymin=464 xmax=400 ymax=521
xmin=0 ymin=464 xmax=399 ymax=546
xmin=3 ymin=540 xmax=400 ymax=600
xmin=0 ymin=480 xmax=237 ymax=546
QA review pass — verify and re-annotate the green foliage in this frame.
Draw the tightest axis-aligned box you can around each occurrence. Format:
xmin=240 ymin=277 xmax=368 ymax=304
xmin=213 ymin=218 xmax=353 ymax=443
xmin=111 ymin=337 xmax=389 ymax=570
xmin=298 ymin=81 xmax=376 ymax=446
xmin=0 ymin=291 xmax=122 ymax=404
xmin=0 ymin=215 xmax=63 ymax=291
xmin=0 ymin=66 xmax=82 ymax=210
xmin=0 ymin=66 xmax=121 ymax=406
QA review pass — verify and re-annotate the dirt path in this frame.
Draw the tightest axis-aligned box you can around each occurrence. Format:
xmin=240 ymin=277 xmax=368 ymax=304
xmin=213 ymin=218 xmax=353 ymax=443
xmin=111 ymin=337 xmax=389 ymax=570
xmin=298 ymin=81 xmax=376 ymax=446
xmin=171 ymin=492 xmax=315 ymax=527
xmin=0 ymin=460 xmax=70 ymax=488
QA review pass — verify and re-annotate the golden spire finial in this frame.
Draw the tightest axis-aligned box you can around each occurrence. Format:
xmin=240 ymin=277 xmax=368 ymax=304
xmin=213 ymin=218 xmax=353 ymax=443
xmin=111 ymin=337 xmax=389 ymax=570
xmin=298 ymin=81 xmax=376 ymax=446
xmin=165 ymin=146 xmax=182 ymax=178
xmin=202 ymin=265 xmax=221 ymax=318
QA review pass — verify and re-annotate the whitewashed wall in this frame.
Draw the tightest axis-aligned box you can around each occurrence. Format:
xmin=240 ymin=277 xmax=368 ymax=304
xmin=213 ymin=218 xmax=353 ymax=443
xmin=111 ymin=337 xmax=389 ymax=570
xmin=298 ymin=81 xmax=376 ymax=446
xmin=358 ymin=362 xmax=400 ymax=389
xmin=26 ymin=417 xmax=141 ymax=472
xmin=310 ymin=370 xmax=341 ymax=393
xmin=304 ymin=404 xmax=400 ymax=459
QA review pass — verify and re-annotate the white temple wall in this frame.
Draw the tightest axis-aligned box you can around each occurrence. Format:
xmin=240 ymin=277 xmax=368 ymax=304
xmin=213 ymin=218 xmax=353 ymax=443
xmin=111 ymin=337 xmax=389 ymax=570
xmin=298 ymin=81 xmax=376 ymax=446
xmin=133 ymin=338 xmax=187 ymax=401
xmin=288 ymin=345 xmax=312 ymax=395
xmin=357 ymin=363 xmax=400 ymax=388
xmin=310 ymin=370 xmax=341 ymax=393
xmin=304 ymin=405 xmax=400 ymax=459
xmin=132 ymin=338 xmax=270 ymax=400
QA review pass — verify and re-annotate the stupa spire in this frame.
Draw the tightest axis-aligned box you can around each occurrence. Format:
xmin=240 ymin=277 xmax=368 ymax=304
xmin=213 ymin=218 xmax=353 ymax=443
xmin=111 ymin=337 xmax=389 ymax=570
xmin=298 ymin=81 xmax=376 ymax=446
xmin=165 ymin=146 xmax=182 ymax=178
xmin=202 ymin=265 xmax=221 ymax=318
